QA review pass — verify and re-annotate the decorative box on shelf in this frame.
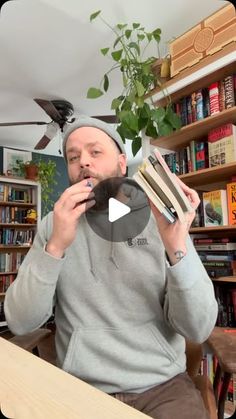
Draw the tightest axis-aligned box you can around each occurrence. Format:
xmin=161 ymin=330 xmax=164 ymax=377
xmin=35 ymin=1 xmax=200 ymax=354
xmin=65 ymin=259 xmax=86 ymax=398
xmin=169 ymin=3 xmax=236 ymax=77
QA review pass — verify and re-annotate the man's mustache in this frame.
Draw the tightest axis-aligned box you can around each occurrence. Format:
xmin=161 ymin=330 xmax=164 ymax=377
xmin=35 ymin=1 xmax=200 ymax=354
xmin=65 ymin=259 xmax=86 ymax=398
xmin=78 ymin=169 xmax=99 ymax=182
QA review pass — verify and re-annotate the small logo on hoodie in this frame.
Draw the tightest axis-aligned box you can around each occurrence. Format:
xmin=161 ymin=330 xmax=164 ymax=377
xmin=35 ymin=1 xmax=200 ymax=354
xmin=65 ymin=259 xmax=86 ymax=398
xmin=126 ymin=237 xmax=149 ymax=247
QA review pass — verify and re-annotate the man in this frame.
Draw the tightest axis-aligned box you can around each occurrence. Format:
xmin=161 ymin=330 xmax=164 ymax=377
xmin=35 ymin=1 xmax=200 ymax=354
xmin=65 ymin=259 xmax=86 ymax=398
xmin=5 ymin=116 xmax=218 ymax=419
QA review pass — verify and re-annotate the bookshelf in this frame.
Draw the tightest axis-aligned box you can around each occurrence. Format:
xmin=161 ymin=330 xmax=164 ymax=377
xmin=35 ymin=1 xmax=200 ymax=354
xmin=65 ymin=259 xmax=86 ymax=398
xmin=150 ymin=48 xmax=236 ymax=303
xmin=150 ymin=46 xmax=236 ymax=415
xmin=0 ymin=176 xmax=41 ymax=327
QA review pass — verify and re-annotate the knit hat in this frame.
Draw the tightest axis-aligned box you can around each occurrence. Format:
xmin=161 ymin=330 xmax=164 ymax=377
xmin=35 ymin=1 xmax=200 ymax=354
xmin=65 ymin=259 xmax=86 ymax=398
xmin=62 ymin=116 xmax=126 ymax=159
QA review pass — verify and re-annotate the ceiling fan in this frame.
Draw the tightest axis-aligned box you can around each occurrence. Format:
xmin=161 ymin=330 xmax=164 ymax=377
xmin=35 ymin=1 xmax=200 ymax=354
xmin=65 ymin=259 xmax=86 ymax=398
xmin=0 ymin=98 xmax=117 ymax=150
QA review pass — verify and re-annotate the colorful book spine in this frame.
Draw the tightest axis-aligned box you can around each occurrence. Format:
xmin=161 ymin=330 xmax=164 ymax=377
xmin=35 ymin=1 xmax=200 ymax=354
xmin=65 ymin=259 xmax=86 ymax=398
xmin=227 ymin=182 xmax=236 ymax=225
xmin=209 ymin=82 xmax=220 ymax=115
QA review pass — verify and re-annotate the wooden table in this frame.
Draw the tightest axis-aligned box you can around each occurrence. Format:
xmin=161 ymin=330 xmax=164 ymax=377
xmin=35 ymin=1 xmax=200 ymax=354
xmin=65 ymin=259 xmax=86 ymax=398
xmin=0 ymin=337 xmax=149 ymax=419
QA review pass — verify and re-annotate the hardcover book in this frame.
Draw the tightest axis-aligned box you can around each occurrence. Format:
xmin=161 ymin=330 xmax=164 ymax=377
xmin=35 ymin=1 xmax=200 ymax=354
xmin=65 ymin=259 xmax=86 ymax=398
xmin=227 ymin=182 xmax=236 ymax=225
xmin=133 ymin=148 xmax=193 ymax=224
xmin=208 ymin=123 xmax=236 ymax=167
xmin=202 ymin=189 xmax=228 ymax=226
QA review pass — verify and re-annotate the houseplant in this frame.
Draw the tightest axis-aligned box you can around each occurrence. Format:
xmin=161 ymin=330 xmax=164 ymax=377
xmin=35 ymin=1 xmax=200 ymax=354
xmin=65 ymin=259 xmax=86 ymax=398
xmin=87 ymin=11 xmax=181 ymax=156
xmin=13 ymin=158 xmax=58 ymax=217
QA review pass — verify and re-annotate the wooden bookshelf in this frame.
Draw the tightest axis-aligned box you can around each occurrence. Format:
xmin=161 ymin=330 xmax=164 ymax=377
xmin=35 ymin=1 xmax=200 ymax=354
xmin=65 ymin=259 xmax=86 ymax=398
xmin=212 ymin=277 xmax=236 ymax=283
xmin=150 ymin=106 xmax=236 ymax=151
xmin=190 ymin=225 xmax=236 ymax=233
xmin=0 ymin=223 xmax=36 ymax=228
xmin=179 ymin=162 xmax=236 ymax=188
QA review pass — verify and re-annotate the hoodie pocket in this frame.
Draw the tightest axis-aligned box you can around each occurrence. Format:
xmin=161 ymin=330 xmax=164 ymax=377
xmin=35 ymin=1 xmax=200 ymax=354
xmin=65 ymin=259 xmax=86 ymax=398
xmin=62 ymin=324 xmax=180 ymax=393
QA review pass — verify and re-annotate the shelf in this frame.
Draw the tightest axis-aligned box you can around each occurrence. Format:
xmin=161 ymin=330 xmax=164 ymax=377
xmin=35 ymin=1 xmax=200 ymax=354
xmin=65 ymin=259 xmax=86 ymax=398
xmin=211 ymin=276 xmax=236 ymax=283
xmin=179 ymin=162 xmax=236 ymax=188
xmin=0 ymin=201 xmax=36 ymax=207
xmin=0 ymin=223 xmax=36 ymax=228
xmin=150 ymin=107 xmax=236 ymax=151
xmin=0 ymin=271 xmax=17 ymax=276
xmin=190 ymin=225 xmax=236 ymax=233
xmin=0 ymin=245 xmax=31 ymax=250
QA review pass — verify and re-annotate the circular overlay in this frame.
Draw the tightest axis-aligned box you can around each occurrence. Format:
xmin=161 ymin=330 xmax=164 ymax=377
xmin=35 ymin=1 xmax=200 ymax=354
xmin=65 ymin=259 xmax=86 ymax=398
xmin=85 ymin=177 xmax=151 ymax=242
xmin=194 ymin=27 xmax=214 ymax=53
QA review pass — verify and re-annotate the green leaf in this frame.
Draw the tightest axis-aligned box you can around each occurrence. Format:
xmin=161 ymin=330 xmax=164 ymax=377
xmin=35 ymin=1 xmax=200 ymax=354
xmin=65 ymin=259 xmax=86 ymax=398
xmin=158 ymin=122 xmax=173 ymax=137
xmin=165 ymin=107 xmax=182 ymax=129
xmin=128 ymin=42 xmax=140 ymax=55
xmin=152 ymin=28 xmax=161 ymax=42
xmin=145 ymin=121 xmax=158 ymax=138
xmin=117 ymin=23 xmax=127 ymax=30
xmin=132 ymin=23 xmax=140 ymax=29
xmin=151 ymin=107 xmax=166 ymax=123
xmin=137 ymin=34 xmax=145 ymax=41
xmin=103 ymin=74 xmax=109 ymax=92
xmin=146 ymin=32 xmax=152 ymax=42
xmin=135 ymin=80 xmax=145 ymax=97
xmin=113 ymin=36 xmax=122 ymax=49
xmin=111 ymin=98 xmax=122 ymax=110
xmin=117 ymin=124 xmax=136 ymax=141
xmin=132 ymin=136 xmax=142 ymax=156
xmin=125 ymin=29 xmax=132 ymax=39
xmin=101 ymin=47 xmax=109 ymax=56
xmin=120 ymin=111 xmax=139 ymax=133
xmin=135 ymin=96 xmax=144 ymax=108
xmin=87 ymin=87 xmax=103 ymax=99
xmin=111 ymin=49 xmax=123 ymax=61
xmin=90 ymin=10 xmax=101 ymax=22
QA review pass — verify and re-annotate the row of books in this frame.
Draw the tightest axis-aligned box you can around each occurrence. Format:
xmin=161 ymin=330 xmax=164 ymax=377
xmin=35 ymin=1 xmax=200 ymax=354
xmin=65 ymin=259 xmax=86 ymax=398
xmin=162 ymin=123 xmax=236 ymax=175
xmin=192 ymin=182 xmax=236 ymax=228
xmin=172 ymin=73 xmax=236 ymax=127
xmin=0 ymin=184 xmax=36 ymax=203
xmin=0 ymin=252 xmax=26 ymax=272
xmin=0 ymin=275 xmax=15 ymax=293
xmin=214 ymin=283 xmax=236 ymax=327
xmin=0 ymin=206 xmax=30 ymax=224
xmin=0 ymin=228 xmax=34 ymax=246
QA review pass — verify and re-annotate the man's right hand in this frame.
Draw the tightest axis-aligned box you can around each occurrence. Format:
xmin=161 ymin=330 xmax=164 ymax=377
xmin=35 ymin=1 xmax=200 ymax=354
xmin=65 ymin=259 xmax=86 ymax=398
xmin=46 ymin=179 xmax=95 ymax=258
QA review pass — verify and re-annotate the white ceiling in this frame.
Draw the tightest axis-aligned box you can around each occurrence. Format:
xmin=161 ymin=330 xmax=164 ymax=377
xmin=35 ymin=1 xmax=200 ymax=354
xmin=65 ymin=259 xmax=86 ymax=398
xmin=0 ymin=0 xmax=227 ymax=163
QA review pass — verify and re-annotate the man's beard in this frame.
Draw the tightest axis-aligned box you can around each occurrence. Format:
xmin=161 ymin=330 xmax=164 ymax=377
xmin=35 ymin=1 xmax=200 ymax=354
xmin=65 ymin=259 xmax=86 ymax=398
xmin=69 ymin=164 xmax=123 ymax=186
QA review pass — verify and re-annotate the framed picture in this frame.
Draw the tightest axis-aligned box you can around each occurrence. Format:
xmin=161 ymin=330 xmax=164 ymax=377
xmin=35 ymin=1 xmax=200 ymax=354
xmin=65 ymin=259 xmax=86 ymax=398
xmin=3 ymin=148 xmax=32 ymax=177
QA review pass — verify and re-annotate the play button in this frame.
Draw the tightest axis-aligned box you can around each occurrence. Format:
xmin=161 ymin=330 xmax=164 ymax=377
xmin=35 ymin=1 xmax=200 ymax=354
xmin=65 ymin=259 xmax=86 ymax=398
xmin=108 ymin=198 xmax=131 ymax=222
xmin=85 ymin=177 xmax=151 ymax=242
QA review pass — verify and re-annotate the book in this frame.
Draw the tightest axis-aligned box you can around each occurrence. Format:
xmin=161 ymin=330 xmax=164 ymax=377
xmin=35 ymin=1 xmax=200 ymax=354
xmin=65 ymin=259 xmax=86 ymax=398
xmin=133 ymin=148 xmax=194 ymax=224
xmin=202 ymin=189 xmax=228 ymax=226
xmin=208 ymin=123 xmax=236 ymax=167
xmin=195 ymin=242 xmax=236 ymax=251
xmin=227 ymin=182 xmax=236 ymax=225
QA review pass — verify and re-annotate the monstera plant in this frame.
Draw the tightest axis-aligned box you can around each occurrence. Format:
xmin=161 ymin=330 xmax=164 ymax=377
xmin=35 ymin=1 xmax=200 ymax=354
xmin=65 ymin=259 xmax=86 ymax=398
xmin=87 ymin=11 xmax=181 ymax=156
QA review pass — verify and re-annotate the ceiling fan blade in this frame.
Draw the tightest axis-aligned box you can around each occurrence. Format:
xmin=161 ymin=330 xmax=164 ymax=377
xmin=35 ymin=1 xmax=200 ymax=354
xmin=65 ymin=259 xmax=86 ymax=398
xmin=34 ymin=121 xmax=59 ymax=150
xmin=34 ymin=135 xmax=51 ymax=150
xmin=92 ymin=115 xmax=118 ymax=123
xmin=34 ymin=98 xmax=62 ymax=123
xmin=0 ymin=121 xmax=47 ymax=126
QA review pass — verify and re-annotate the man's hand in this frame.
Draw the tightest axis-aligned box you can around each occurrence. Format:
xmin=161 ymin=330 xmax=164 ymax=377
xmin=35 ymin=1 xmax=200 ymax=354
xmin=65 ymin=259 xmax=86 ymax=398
xmin=46 ymin=179 xmax=95 ymax=258
xmin=150 ymin=175 xmax=200 ymax=265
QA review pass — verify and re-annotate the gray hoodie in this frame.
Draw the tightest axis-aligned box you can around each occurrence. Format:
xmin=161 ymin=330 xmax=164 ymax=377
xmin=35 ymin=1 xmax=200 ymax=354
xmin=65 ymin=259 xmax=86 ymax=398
xmin=4 ymin=201 xmax=218 ymax=394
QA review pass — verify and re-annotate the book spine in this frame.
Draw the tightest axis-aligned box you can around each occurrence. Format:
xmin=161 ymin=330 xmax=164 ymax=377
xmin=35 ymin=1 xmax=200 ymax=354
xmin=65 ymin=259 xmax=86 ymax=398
xmin=196 ymin=89 xmax=204 ymax=120
xmin=209 ymin=82 xmax=220 ymax=115
xmin=224 ymin=75 xmax=235 ymax=109
xmin=219 ymin=80 xmax=226 ymax=111
xmin=191 ymin=92 xmax=197 ymax=123
xmin=194 ymin=238 xmax=230 ymax=244
xmin=227 ymin=182 xmax=236 ymax=226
